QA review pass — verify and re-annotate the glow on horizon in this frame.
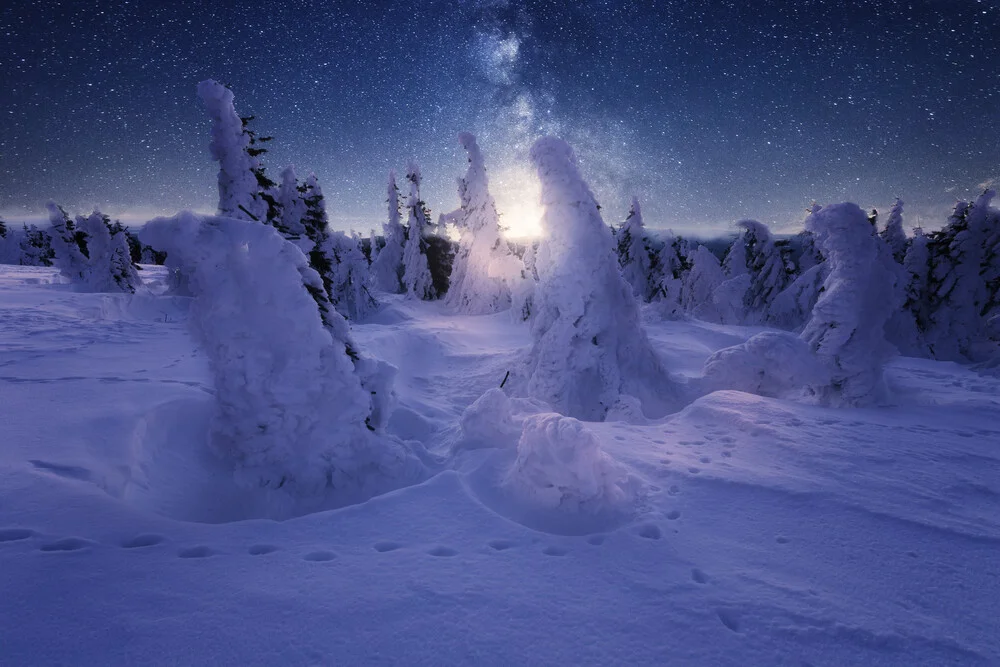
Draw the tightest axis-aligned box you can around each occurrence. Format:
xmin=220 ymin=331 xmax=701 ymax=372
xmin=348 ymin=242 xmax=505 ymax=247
xmin=492 ymin=164 xmax=544 ymax=240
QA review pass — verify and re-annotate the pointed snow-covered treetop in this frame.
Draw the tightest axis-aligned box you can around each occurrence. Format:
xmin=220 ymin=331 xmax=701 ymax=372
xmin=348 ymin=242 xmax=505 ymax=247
xmin=681 ymin=244 xmax=725 ymax=317
xmin=522 ymin=136 xmax=677 ymax=421
xmin=445 ymin=132 xmax=511 ymax=314
xmin=617 ymin=197 xmax=654 ymax=302
xmin=800 ymin=202 xmax=903 ymax=406
xmin=370 ymin=170 xmax=406 ymax=293
xmin=402 ymin=161 xmax=435 ymax=300
xmin=275 ymin=165 xmax=308 ymax=245
xmin=880 ymin=198 xmax=907 ymax=264
xmin=196 ymin=79 xmax=265 ymax=222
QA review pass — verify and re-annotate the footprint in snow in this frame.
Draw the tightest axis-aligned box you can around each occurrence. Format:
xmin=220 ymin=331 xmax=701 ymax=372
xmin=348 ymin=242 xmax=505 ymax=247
xmin=666 ymin=510 xmax=681 ymax=520
xmin=40 ymin=537 xmax=93 ymax=552
xmin=373 ymin=541 xmax=403 ymax=553
xmin=428 ymin=546 xmax=458 ymax=557
xmin=121 ymin=534 xmax=165 ymax=549
xmin=487 ymin=539 xmax=514 ymax=551
xmin=691 ymin=568 xmax=708 ymax=584
xmin=775 ymin=536 xmax=789 ymax=544
xmin=637 ymin=524 xmax=662 ymax=540
xmin=303 ymin=551 xmax=336 ymax=562
xmin=543 ymin=546 xmax=568 ymax=556
xmin=248 ymin=544 xmax=279 ymax=555
xmin=586 ymin=535 xmax=605 ymax=546
xmin=0 ymin=528 xmax=35 ymax=542
xmin=177 ymin=546 xmax=216 ymax=559
xmin=717 ymin=609 xmax=741 ymax=633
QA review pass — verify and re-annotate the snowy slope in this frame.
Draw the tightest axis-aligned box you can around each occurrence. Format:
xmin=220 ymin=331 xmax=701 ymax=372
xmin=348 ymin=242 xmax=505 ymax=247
xmin=0 ymin=265 xmax=998 ymax=666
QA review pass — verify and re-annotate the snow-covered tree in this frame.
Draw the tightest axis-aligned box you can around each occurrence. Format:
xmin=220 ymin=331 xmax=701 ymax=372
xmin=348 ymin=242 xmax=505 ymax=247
xmin=767 ymin=263 xmax=828 ymax=331
xmin=880 ymin=198 xmax=907 ymax=264
xmin=653 ymin=232 xmax=685 ymax=318
xmin=616 ymin=197 xmax=655 ymax=301
xmin=320 ymin=231 xmax=377 ymax=321
xmin=140 ymin=212 xmax=414 ymax=494
xmin=520 ymin=137 xmax=678 ymax=421
xmin=445 ymin=132 xmax=512 ymax=314
xmin=922 ymin=191 xmax=995 ymax=361
xmin=682 ymin=245 xmax=725 ymax=319
xmin=717 ymin=220 xmax=787 ymax=324
xmin=800 ymin=202 xmax=903 ymax=406
xmin=46 ymin=202 xmax=89 ymax=283
xmin=275 ymin=165 xmax=308 ymax=248
xmin=370 ymin=170 xmax=406 ymax=293
xmin=196 ymin=80 xmax=267 ymax=222
xmin=77 ymin=211 xmax=142 ymax=293
xmin=401 ymin=162 xmax=435 ymax=300
xmin=18 ymin=224 xmax=54 ymax=266
xmin=368 ymin=228 xmax=380 ymax=264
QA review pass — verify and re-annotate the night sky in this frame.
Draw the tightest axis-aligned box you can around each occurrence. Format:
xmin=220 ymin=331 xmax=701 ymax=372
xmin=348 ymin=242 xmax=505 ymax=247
xmin=2 ymin=0 xmax=998 ymax=237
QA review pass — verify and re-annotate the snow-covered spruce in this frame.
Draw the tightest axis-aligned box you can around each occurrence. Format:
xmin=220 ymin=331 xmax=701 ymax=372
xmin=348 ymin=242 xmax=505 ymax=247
xmin=140 ymin=212 xmax=414 ymax=494
xmin=653 ymin=232 xmax=686 ymax=318
xmin=275 ymin=165 xmax=308 ymax=248
xmin=77 ymin=211 xmax=142 ymax=293
xmin=681 ymin=244 xmax=726 ymax=321
xmin=521 ymin=137 xmax=678 ymax=420
xmin=320 ymin=231 xmax=377 ymax=321
xmin=617 ymin=198 xmax=654 ymax=302
xmin=196 ymin=79 xmax=266 ymax=222
xmin=880 ymin=198 xmax=908 ymax=264
xmin=922 ymin=190 xmax=997 ymax=361
xmin=503 ymin=413 xmax=633 ymax=511
xmin=767 ymin=262 xmax=828 ymax=331
xmin=46 ymin=202 xmax=89 ymax=283
xmin=445 ymin=132 xmax=512 ymax=314
xmin=717 ymin=219 xmax=788 ymax=324
xmin=401 ymin=162 xmax=435 ymax=300
xmin=800 ymin=202 xmax=903 ymax=406
xmin=370 ymin=170 xmax=406 ymax=293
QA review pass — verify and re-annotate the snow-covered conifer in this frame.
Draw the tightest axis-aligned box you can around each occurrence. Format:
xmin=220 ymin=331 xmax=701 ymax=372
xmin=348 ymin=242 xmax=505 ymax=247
xmin=718 ymin=220 xmax=787 ymax=323
xmin=401 ymin=162 xmax=435 ymax=300
xmin=196 ymin=80 xmax=266 ymax=222
xmin=321 ymin=231 xmax=377 ymax=321
xmin=653 ymin=232 xmax=685 ymax=318
xmin=140 ymin=213 xmax=413 ymax=493
xmin=370 ymin=170 xmax=406 ymax=293
xmin=368 ymin=228 xmax=380 ymax=264
xmin=617 ymin=197 xmax=654 ymax=301
xmin=77 ymin=211 xmax=142 ymax=293
xmin=445 ymin=132 xmax=511 ymax=314
xmin=46 ymin=202 xmax=89 ymax=283
xmin=800 ymin=202 xmax=903 ymax=406
xmin=880 ymin=198 xmax=907 ymax=264
xmin=18 ymin=224 xmax=53 ymax=266
xmin=681 ymin=245 xmax=725 ymax=319
xmin=275 ymin=165 xmax=308 ymax=247
xmin=520 ymin=137 xmax=677 ymax=420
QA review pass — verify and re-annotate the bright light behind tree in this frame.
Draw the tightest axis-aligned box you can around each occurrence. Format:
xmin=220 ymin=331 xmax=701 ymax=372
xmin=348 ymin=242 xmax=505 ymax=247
xmin=491 ymin=164 xmax=544 ymax=239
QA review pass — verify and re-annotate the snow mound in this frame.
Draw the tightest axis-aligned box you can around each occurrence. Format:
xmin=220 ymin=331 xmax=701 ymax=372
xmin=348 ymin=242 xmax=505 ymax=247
xmin=702 ymin=331 xmax=830 ymax=399
xmin=504 ymin=413 xmax=633 ymax=511
xmin=459 ymin=388 xmax=520 ymax=448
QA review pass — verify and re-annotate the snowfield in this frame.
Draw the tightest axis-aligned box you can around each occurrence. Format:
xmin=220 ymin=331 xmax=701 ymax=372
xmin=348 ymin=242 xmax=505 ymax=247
xmin=1 ymin=264 xmax=998 ymax=665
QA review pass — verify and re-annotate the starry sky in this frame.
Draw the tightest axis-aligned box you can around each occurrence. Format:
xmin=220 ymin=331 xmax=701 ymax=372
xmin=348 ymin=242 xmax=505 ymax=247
xmin=2 ymin=0 xmax=998 ymax=237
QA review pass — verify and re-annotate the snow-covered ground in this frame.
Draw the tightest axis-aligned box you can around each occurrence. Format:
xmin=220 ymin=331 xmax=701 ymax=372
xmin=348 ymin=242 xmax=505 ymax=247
xmin=1 ymin=264 xmax=998 ymax=665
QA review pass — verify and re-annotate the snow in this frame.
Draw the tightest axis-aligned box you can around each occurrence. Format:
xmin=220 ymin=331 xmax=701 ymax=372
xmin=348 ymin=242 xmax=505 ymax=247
xmin=1 ymin=258 xmax=999 ymax=665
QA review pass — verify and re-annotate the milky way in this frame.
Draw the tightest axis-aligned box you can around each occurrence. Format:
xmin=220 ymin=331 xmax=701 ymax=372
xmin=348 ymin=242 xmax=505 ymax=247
xmin=2 ymin=0 xmax=997 ymax=235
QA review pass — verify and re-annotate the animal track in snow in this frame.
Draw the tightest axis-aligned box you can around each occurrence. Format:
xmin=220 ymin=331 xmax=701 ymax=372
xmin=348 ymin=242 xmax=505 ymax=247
xmin=40 ymin=537 xmax=92 ymax=552
xmin=699 ymin=456 xmax=711 ymax=464
xmin=0 ymin=528 xmax=34 ymax=542
xmin=428 ymin=546 xmax=458 ymax=557
xmin=303 ymin=551 xmax=336 ymax=562
xmin=177 ymin=546 xmax=215 ymax=559
xmin=586 ymin=535 xmax=605 ymax=546
xmin=543 ymin=546 xmax=568 ymax=556
xmin=487 ymin=539 xmax=514 ymax=551
xmin=373 ymin=541 xmax=403 ymax=553
xmin=637 ymin=524 xmax=662 ymax=540
xmin=691 ymin=568 xmax=707 ymax=584
xmin=717 ymin=609 xmax=741 ymax=633
xmin=121 ymin=534 xmax=164 ymax=549
xmin=667 ymin=485 xmax=680 ymax=495
xmin=666 ymin=510 xmax=681 ymax=520
xmin=248 ymin=544 xmax=279 ymax=555
xmin=688 ymin=467 xmax=701 ymax=474
xmin=775 ymin=536 xmax=789 ymax=544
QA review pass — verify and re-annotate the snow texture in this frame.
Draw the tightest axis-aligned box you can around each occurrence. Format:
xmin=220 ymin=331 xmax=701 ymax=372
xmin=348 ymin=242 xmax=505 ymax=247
xmin=445 ymin=133 xmax=513 ymax=314
xmin=522 ymin=137 xmax=677 ymax=420
xmin=800 ymin=202 xmax=902 ymax=406
xmin=140 ymin=212 xmax=413 ymax=495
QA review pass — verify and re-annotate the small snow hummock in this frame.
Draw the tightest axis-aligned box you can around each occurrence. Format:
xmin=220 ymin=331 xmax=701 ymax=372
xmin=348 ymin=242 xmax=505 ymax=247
xmin=520 ymin=136 xmax=678 ymax=421
xmin=503 ymin=413 xmax=632 ymax=511
xmin=459 ymin=388 xmax=522 ymax=449
xmin=702 ymin=330 xmax=830 ymax=400
xmin=801 ymin=202 xmax=903 ymax=406
xmin=140 ymin=212 xmax=418 ymax=495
